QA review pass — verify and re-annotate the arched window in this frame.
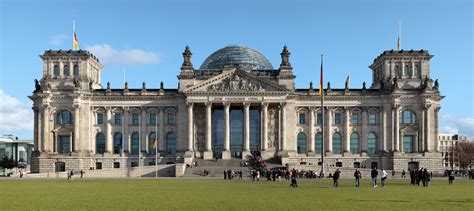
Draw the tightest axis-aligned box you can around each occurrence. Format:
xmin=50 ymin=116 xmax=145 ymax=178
xmin=367 ymin=132 xmax=377 ymax=155
xmin=332 ymin=132 xmax=342 ymax=154
xmin=131 ymin=132 xmax=139 ymax=155
xmin=113 ymin=133 xmax=122 ymax=154
xmin=401 ymin=110 xmax=416 ymax=124
xmin=350 ymin=132 xmax=359 ymax=154
xmin=53 ymin=64 xmax=60 ymax=77
xmin=148 ymin=132 xmax=156 ymax=155
xmin=64 ymin=64 xmax=70 ymax=77
xmin=297 ymin=132 xmax=307 ymax=154
xmin=73 ymin=64 xmax=79 ymax=78
xmin=315 ymin=132 xmax=322 ymax=154
xmin=56 ymin=111 xmax=72 ymax=125
xmin=96 ymin=132 xmax=106 ymax=154
xmin=166 ymin=132 xmax=176 ymax=155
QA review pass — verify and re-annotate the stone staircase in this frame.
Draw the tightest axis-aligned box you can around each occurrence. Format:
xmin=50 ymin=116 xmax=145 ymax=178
xmin=183 ymin=158 xmax=284 ymax=178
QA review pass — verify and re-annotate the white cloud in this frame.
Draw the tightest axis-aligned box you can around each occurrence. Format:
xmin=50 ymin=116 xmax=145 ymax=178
xmin=85 ymin=44 xmax=160 ymax=66
xmin=49 ymin=34 xmax=69 ymax=47
xmin=440 ymin=114 xmax=474 ymax=140
xmin=0 ymin=90 xmax=33 ymax=134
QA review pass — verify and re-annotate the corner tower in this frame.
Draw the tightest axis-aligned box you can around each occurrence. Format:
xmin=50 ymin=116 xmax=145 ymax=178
xmin=369 ymin=50 xmax=433 ymax=90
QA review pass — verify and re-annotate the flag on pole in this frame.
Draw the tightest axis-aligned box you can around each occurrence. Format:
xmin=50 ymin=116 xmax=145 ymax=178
xmin=345 ymin=74 xmax=350 ymax=86
xmin=73 ymin=20 xmax=79 ymax=50
xmin=152 ymin=134 xmax=157 ymax=149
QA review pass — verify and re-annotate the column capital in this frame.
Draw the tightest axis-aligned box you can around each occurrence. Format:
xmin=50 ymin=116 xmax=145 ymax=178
xmin=205 ymin=102 xmax=212 ymax=107
xmin=392 ymin=104 xmax=401 ymax=110
xmin=186 ymin=102 xmax=194 ymax=108
xmin=243 ymin=102 xmax=251 ymax=108
xmin=223 ymin=102 xmax=231 ymax=109
xmin=261 ymin=102 xmax=269 ymax=108
xmin=423 ymin=104 xmax=432 ymax=110
xmin=309 ymin=106 xmax=317 ymax=112
xmin=279 ymin=102 xmax=286 ymax=108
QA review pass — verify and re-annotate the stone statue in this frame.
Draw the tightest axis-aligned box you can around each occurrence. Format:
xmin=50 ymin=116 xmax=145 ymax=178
xmin=107 ymin=81 xmax=111 ymax=90
xmin=327 ymin=81 xmax=331 ymax=90
xmin=89 ymin=81 xmax=93 ymax=90
xmin=345 ymin=79 xmax=349 ymax=89
xmin=393 ymin=77 xmax=399 ymax=89
xmin=160 ymin=81 xmax=164 ymax=89
xmin=434 ymin=79 xmax=439 ymax=90
xmin=309 ymin=81 xmax=313 ymax=90
xmin=362 ymin=81 xmax=366 ymax=90
xmin=182 ymin=45 xmax=193 ymax=67
xmin=34 ymin=79 xmax=41 ymax=92
xmin=280 ymin=45 xmax=291 ymax=67
xmin=124 ymin=81 xmax=128 ymax=90
xmin=207 ymin=74 xmax=265 ymax=92
xmin=74 ymin=78 xmax=80 ymax=88
xmin=142 ymin=81 xmax=146 ymax=89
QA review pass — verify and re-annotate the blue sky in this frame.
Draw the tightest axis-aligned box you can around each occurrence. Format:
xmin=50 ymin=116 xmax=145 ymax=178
xmin=0 ymin=0 xmax=473 ymax=139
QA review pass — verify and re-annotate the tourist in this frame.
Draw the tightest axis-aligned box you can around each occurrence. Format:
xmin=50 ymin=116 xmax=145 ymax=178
xmin=392 ymin=170 xmax=395 ymax=179
xmin=371 ymin=167 xmax=378 ymax=188
xmin=448 ymin=170 xmax=455 ymax=185
xmin=256 ymin=170 xmax=260 ymax=182
xmin=354 ymin=169 xmax=361 ymax=187
xmin=239 ymin=170 xmax=243 ymax=180
xmin=80 ymin=170 xmax=84 ymax=178
xmin=381 ymin=169 xmax=388 ymax=188
xmin=401 ymin=169 xmax=406 ymax=178
xmin=409 ymin=169 xmax=415 ymax=185
xmin=224 ymin=170 xmax=227 ymax=180
xmin=333 ymin=169 xmax=341 ymax=188
xmin=70 ymin=169 xmax=74 ymax=180
xmin=424 ymin=168 xmax=431 ymax=187
xmin=290 ymin=173 xmax=298 ymax=188
xmin=67 ymin=171 xmax=71 ymax=180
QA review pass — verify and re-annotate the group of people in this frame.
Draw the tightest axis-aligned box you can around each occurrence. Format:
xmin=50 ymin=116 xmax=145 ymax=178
xmin=409 ymin=168 xmax=432 ymax=187
xmin=223 ymin=169 xmax=243 ymax=180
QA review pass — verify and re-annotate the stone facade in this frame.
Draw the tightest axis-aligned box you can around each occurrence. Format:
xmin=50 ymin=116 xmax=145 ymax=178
xmin=30 ymin=46 xmax=444 ymax=174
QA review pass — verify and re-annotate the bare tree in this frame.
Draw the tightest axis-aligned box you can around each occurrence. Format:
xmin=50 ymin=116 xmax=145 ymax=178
xmin=454 ymin=141 xmax=474 ymax=169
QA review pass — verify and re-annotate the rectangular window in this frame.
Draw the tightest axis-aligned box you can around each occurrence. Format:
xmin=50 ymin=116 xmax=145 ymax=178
xmin=369 ymin=113 xmax=377 ymax=125
xmin=113 ymin=162 xmax=120 ymax=168
xmin=403 ymin=136 xmax=413 ymax=153
xmin=114 ymin=113 xmax=121 ymax=125
xmin=351 ymin=113 xmax=359 ymax=124
xmin=150 ymin=114 xmax=157 ymax=125
xmin=58 ymin=135 xmax=70 ymax=154
xmin=334 ymin=113 xmax=341 ymax=124
xmin=299 ymin=113 xmax=306 ymax=124
xmin=97 ymin=113 xmax=104 ymax=125
xmin=167 ymin=113 xmax=175 ymax=125
xmin=95 ymin=162 xmax=102 ymax=170
xmin=132 ymin=114 xmax=139 ymax=125
xmin=316 ymin=113 xmax=322 ymax=125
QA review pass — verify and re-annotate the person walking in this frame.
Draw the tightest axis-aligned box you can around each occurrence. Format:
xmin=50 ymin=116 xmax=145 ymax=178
xmin=448 ymin=170 xmax=455 ymax=185
xmin=371 ymin=167 xmax=378 ymax=188
xmin=392 ymin=170 xmax=396 ymax=179
xmin=381 ymin=169 xmax=388 ymax=188
xmin=80 ymin=170 xmax=84 ymax=178
xmin=333 ymin=169 xmax=341 ymax=188
xmin=354 ymin=169 xmax=361 ymax=187
xmin=424 ymin=168 xmax=431 ymax=187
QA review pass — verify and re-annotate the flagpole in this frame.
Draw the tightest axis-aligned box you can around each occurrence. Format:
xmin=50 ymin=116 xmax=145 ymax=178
xmin=72 ymin=20 xmax=75 ymax=50
xmin=398 ymin=20 xmax=401 ymax=50
xmin=155 ymin=115 xmax=158 ymax=178
xmin=320 ymin=54 xmax=325 ymax=177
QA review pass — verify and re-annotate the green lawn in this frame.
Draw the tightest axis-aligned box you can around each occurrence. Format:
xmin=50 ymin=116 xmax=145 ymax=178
xmin=0 ymin=178 xmax=472 ymax=210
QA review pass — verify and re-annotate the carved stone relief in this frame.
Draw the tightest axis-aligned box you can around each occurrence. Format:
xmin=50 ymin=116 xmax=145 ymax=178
xmin=267 ymin=105 xmax=279 ymax=149
xmin=207 ymin=74 xmax=265 ymax=92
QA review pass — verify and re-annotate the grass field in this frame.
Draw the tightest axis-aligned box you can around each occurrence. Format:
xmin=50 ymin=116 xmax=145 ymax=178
xmin=0 ymin=178 xmax=472 ymax=210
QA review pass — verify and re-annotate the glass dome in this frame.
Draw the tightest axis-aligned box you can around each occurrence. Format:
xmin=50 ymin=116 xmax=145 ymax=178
xmin=199 ymin=45 xmax=274 ymax=71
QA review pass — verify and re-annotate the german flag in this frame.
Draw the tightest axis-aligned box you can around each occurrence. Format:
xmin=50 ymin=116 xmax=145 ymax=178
xmin=152 ymin=134 xmax=157 ymax=149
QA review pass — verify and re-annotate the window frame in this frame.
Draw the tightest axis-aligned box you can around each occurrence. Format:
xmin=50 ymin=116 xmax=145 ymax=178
xmin=298 ymin=113 xmax=306 ymax=125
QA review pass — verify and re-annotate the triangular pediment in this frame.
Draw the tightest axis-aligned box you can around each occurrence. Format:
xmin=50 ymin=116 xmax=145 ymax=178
xmin=184 ymin=69 xmax=289 ymax=93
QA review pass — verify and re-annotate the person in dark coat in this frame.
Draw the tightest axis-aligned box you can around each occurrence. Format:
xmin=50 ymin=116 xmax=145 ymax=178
xmin=448 ymin=170 xmax=455 ymax=185
xmin=224 ymin=170 xmax=227 ymax=180
xmin=354 ymin=169 xmax=361 ymax=187
xmin=371 ymin=168 xmax=378 ymax=187
xmin=333 ymin=169 xmax=341 ymax=187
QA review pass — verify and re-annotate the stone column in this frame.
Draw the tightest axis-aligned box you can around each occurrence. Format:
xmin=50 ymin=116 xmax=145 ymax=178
xmin=242 ymin=102 xmax=251 ymax=158
xmin=393 ymin=105 xmax=400 ymax=152
xmin=42 ymin=105 xmax=50 ymax=152
xmin=425 ymin=105 xmax=431 ymax=152
xmin=187 ymin=103 xmax=194 ymax=153
xmin=159 ymin=108 xmax=165 ymax=153
xmin=420 ymin=108 xmax=425 ymax=152
xmin=123 ymin=108 xmax=130 ymax=153
xmin=74 ymin=104 xmax=82 ymax=153
xmin=141 ymin=108 xmax=147 ymax=154
xmin=380 ymin=107 xmax=387 ymax=153
xmin=343 ymin=107 xmax=350 ymax=155
xmin=261 ymin=102 xmax=269 ymax=151
xmin=222 ymin=102 xmax=231 ymax=159
xmin=414 ymin=132 xmax=419 ymax=153
xmin=308 ymin=107 xmax=315 ymax=154
xmin=203 ymin=103 xmax=213 ymax=160
xmin=280 ymin=103 xmax=287 ymax=151
xmin=326 ymin=107 xmax=333 ymax=153
xmin=361 ymin=109 xmax=368 ymax=155
xmin=33 ymin=107 xmax=40 ymax=152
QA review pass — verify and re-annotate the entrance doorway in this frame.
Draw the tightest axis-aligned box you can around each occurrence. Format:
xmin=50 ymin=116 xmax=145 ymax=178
xmin=55 ymin=162 xmax=65 ymax=172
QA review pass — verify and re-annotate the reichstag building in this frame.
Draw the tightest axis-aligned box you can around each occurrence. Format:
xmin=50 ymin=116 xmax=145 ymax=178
xmin=30 ymin=45 xmax=443 ymax=173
